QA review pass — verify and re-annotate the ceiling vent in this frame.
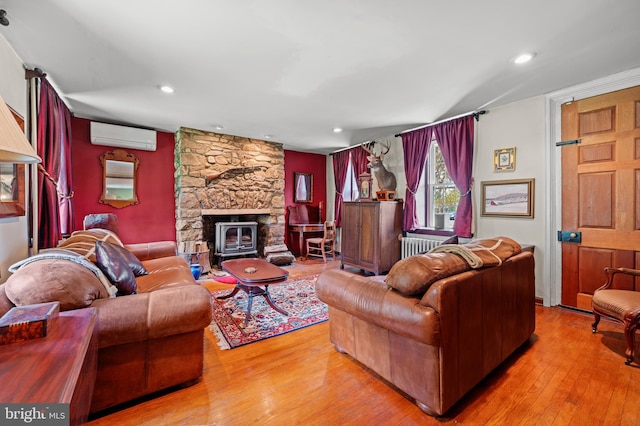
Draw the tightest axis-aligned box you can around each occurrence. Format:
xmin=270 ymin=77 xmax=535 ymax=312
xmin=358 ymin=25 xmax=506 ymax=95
xmin=90 ymin=121 xmax=157 ymax=151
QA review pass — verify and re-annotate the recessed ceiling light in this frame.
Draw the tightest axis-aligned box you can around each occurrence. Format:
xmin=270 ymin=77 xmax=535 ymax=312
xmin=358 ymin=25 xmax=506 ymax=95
xmin=513 ymin=53 xmax=536 ymax=64
xmin=160 ymin=85 xmax=174 ymax=93
xmin=333 ymin=128 xmax=343 ymax=133
xmin=215 ymin=125 xmax=224 ymax=130
xmin=264 ymin=135 xmax=273 ymax=139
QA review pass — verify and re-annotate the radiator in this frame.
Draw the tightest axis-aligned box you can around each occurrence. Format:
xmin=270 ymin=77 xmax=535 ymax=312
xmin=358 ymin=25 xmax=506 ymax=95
xmin=401 ymin=237 xmax=442 ymax=259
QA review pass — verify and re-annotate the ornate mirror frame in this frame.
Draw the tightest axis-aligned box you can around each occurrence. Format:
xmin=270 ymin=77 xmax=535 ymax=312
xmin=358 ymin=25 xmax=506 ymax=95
xmin=294 ymin=172 xmax=313 ymax=203
xmin=0 ymin=108 xmax=26 ymax=218
xmin=100 ymin=149 xmax=139 ymax=209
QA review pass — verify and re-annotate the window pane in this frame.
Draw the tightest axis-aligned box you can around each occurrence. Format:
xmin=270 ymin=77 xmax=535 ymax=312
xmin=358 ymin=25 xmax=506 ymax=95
xmin=423 ymin=142 xmax=460 ymax=229
xmin=342 ymin=157 xmax=359 ymax=202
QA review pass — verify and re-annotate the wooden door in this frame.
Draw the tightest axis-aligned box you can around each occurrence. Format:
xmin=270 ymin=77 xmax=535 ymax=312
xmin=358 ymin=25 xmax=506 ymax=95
xmin=560 ymin=85 xmax=640 ymax=310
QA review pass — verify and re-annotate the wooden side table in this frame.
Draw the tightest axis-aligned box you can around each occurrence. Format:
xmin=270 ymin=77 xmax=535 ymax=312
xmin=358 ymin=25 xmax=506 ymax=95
xmin=0 ymin=308 xmax=98 ymax=426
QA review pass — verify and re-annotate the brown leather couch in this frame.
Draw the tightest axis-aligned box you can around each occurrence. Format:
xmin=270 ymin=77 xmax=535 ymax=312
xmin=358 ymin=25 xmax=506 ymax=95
xmin=316 ymin=237 xmax=535 ymax=416
xmin=0 ymin=226 xmax=212 ymax=414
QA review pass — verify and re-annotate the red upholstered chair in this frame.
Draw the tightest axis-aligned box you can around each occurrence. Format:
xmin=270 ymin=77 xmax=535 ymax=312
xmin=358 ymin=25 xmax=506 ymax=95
xmin=305 ymin=221 xmax=335 ymax=262
xmin=592 ymin=267 xmax=640 ymax=365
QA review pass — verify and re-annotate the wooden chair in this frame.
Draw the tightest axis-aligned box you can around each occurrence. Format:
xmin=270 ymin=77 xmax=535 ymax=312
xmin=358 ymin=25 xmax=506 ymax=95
xmin=305 ymin=221 xmax=335 ymax=262
xmin=592 ymin=267 xmax=640 ymax=365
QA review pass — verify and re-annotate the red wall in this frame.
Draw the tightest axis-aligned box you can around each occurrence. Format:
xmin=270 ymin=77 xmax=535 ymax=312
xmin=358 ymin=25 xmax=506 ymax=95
xmin=71 ymin=120 xmax=326 ymax=246
xmin=71 ymin=118 xmax=176 ymax=244
xmin=283 ymin=150 xmax=327 ymax=247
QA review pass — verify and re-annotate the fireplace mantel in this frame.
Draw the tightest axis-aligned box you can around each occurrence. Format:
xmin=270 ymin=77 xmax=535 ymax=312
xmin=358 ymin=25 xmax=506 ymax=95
xmin=201 ymin=208 xmax=271 ymax=216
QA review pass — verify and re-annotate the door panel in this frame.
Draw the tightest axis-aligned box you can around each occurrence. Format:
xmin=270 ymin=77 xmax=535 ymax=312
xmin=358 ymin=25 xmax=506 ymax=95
xmin=358 ymin=203 xmax=377 ymax=268
xmin=561 ymin=85 xmax=640 ymax=309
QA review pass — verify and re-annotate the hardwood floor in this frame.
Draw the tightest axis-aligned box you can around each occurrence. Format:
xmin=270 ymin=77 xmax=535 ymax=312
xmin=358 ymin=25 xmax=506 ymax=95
xmin=88 ymin=259 xmax=640 ymax=425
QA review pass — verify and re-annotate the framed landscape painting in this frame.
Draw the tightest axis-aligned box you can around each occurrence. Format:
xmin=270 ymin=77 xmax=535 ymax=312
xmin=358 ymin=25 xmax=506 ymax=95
xmin=481 ymin=178 xmax=534 ymax=218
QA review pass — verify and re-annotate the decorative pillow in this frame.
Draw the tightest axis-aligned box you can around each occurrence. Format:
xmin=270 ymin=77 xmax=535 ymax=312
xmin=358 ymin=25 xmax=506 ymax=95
xmin=101 ymin=241 xmax=148 ymax=276
xmin=5 ymin=259 xmax=111 ymax=310
xmin=95 ymin=241 xmax=137 ymax=296
xmin=385 ymin=252 xmax=470 ymax=296
xmin=442 ymin=235 xmax=458 ymax=245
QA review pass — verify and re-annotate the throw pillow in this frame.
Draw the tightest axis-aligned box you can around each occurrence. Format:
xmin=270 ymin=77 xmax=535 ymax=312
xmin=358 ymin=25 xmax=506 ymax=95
xmin=385 ymin=252 xmax=470 ymax=296
xmin=104 ymin=242 xmax=148 ymax=276
xmin=442 ymin=235 xmax=458 ymax=245
xmin=5 ymin=259 xmax=111 ymax=310
xmin=95 ymin=241 xmax=137 ymax=296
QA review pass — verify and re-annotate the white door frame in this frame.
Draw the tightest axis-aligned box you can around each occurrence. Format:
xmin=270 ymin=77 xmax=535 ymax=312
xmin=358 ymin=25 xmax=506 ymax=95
xmin=545 ymin=67 xmax=640 ymax=306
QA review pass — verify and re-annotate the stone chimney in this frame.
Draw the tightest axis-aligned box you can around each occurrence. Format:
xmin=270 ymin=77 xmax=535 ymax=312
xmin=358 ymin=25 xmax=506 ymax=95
xmin=175 ymin=127 xmax=286 ymax=261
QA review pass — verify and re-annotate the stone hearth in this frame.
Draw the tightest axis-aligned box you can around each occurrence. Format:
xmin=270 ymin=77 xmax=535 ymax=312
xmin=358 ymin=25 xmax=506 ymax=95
xmin=175 ymin=128 xmax=286 ymax=263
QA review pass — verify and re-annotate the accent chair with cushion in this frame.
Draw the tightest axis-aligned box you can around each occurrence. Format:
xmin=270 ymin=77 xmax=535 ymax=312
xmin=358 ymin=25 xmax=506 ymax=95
xmin=592 ymin=267 xmax=640 ymax=365
xmin=0 ymin=215 xmax=213 ymax=414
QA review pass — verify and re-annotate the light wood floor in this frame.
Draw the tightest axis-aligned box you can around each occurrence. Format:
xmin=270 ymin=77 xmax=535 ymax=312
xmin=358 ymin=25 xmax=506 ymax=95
xmin=88 ymin=259 xmax=640 ymax=425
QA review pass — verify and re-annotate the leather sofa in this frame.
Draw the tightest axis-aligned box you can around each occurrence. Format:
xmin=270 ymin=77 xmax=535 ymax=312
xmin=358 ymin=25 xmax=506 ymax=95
xmin=0 ymin=223 xmax=212 ymax=414
xmin=316 ymin=237 xmax=535 ymax=416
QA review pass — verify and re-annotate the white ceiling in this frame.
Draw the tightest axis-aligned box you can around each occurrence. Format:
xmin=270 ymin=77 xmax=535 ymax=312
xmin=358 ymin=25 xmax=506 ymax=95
xmin=1 ymin=1 xmax=640 ymax=154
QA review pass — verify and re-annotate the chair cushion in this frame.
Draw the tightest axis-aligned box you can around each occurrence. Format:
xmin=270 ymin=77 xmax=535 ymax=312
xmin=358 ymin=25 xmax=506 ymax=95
xmin=592 ymin=289 xmax=640 ymax=321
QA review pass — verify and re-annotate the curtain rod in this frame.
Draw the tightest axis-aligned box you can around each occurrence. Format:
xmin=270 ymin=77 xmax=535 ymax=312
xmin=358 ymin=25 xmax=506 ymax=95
xmin=393 ymin=110 xmax=487 ymax=137
xmin=331 ymin=140 xmax=373 ymax=155
xmin=331 ymin=109 xmax=487 ymax=155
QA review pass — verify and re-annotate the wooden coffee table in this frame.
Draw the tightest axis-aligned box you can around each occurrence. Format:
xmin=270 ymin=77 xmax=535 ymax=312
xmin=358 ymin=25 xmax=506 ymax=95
xmin=218 ymin=258 xmax=290 ymax=327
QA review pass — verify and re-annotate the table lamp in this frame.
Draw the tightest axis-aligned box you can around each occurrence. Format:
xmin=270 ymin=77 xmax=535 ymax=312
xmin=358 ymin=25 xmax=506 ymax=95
xmin=0 ymin=94 xmax=41 ymax=164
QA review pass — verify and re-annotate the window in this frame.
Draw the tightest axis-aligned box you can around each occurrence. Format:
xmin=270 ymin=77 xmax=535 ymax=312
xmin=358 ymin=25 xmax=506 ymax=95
xmin=342 ymin=157 xmax=359 ymax=201
xmin=416 ymin=142 xmax=460 ymax=230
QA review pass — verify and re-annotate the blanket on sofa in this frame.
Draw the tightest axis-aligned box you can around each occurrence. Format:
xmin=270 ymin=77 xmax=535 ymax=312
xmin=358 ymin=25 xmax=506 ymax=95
xmin=56 ymin=228 xmax=124 ymax=262
xmin=429 ymin=237 xmax=522 ymax=268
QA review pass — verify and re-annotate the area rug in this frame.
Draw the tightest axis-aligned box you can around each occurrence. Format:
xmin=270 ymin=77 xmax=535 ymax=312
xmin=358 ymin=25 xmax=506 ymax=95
xmin=209 ymin=274 xmax=327 ymax=349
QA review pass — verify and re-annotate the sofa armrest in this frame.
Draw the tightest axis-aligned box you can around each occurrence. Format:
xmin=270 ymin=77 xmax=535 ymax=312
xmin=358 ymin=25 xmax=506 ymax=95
xmin=125 ymin=241 xmax=177 ymax=261
xmin=90 ymin=284 xmax=212 ymax=348
xmin=317 ymin=269 xmax=439 ymax=346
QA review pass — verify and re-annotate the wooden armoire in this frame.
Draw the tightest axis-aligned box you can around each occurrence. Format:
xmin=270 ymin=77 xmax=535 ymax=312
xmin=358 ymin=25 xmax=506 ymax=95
xmin=340 ymin=200 xmax=403 ymax=275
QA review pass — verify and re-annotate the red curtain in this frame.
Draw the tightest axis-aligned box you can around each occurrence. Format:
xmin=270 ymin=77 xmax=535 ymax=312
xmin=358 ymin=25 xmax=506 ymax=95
xmin=400 ymin=115 xmax=475 ymax=237
xmin=351 ymin=146 xmax=370 ymax=177
xmin=37 ymin=79 xmax=73 ymax=249
xmin=432 ymin=115 xmax=475 ymax=238
xmin=332 ymin=150 xmax=350 ymax=227
xmin=401 ymin=127 xmax=433 ymax=232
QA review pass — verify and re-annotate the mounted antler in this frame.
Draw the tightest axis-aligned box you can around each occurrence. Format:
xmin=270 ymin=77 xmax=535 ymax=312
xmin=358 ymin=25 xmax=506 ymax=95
xmin=361 ymin=140 xmax=397 ymax=191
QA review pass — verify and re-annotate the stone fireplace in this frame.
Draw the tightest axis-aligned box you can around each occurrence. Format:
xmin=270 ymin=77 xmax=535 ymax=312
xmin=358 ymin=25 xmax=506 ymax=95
xmin=175 ymin=128 xmax=286 ymax=267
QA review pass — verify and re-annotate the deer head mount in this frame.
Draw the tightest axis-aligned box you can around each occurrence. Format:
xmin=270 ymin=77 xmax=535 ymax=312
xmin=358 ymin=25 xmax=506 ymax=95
xmin=362 ymin=140 xmax=397 ymax=191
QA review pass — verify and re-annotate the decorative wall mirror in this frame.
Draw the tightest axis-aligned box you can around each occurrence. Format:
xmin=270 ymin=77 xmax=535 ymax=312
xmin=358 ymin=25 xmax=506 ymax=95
xmin=100 ymin=149 xmax=139 ymax=208
xmin=294 ymin=172 xmax=313 ymax=203
xmin=0 ymin=108 xmax=26 ymax=218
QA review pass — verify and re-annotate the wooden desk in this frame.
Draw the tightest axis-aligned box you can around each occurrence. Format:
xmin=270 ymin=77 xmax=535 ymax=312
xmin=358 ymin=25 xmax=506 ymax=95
xmin=0 ymin=308 xmax=98 ymax=426
xmin=288 ymin=223 xmax=323 ymax=256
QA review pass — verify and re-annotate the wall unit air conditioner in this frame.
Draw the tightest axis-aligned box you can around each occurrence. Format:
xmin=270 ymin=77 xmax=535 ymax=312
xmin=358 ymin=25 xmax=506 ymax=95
xmin=90 ymin=121 xmax=157 ymax=151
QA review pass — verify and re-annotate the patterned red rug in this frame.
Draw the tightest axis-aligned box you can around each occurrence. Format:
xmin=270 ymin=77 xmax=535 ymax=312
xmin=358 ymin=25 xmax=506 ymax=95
xmin=209 ymin=274 xmax=328 ymax=349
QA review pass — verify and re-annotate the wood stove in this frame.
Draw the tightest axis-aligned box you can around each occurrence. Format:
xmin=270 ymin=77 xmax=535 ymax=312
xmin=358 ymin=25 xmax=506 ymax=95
xmin=214 ymin=221 xmax=258 ymax=261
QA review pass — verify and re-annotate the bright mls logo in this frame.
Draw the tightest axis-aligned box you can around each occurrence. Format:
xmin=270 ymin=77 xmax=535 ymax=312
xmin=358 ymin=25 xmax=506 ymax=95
xmin=1 ymin=404 xmax=69 ymax=425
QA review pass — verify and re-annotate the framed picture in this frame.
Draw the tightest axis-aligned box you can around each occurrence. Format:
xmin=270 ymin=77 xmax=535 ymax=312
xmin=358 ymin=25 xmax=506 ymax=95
xmin=294 ymin=172 xmax=313 ymax=203
xmin=481 ymin=178 xmax=534 ymax=218
xmin=494 ymin=147 xmax=516 ymax=171
xmin=358 ymin=172 xmax=372 ymax=200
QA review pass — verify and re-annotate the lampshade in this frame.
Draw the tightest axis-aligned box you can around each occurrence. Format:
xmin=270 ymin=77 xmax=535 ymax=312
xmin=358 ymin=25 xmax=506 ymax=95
xmin=0 ymin=93 xmax=41 ymax=163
